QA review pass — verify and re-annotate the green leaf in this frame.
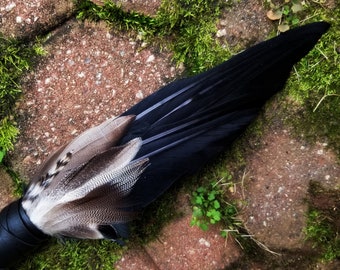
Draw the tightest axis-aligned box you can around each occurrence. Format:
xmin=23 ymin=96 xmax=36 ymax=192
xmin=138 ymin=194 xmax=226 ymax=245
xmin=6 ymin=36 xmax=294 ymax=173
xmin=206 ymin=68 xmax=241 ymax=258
xmin=220 ymin=230 xmax=227 ymax=238
xmin=195 ymin=195 xmax=203 ymax=205
xmin=213 ymin=200 xmax=220 ymax=209
xmin=192 ymin=207 xmax=203 ymax=218
xmin=207 ymin=209 xmax=221 ymax=221
xmin=208 ymin=191 xmax=216 ymax=201
xmin=200 ymin=223 xmax=209 ymax=231
xmin=0 ymin=149 xmax=6 ymax=163
xmin=197 ymin=186 xmax=206 ymax=193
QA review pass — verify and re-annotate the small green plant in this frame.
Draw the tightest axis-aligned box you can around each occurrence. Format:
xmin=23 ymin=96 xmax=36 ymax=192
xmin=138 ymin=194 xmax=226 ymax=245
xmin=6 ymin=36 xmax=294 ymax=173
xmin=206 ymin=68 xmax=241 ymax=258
xmin=191 ymin=184 xmax=223 ymax=231
xmin=190 ymin=171 xmax=241 ymax=237
xmin=0 ymin=149 xmax=5 ymax=163
xmin=76 ymin=0 xmax=157 ymax=34
xmin=266 ymin=0 xmax=305 ymax=32
xmin=0 ymin=116 xmax=19 ymax=152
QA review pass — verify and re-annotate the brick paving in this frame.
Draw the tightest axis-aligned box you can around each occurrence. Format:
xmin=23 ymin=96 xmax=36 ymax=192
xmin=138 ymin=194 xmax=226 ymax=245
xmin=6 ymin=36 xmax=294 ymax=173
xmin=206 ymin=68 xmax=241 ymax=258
xmin=1 ymin=0 xmax=339 ymax=269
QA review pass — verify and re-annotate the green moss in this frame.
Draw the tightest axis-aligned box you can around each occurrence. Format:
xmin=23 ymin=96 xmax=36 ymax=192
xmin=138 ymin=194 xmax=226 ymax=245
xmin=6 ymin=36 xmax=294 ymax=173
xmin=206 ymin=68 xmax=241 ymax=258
xmin=157 ymin=0 xmax=233 ymax=73
xmin=18 ymin=239 xmax=124 ymax=270
xmin=76 ymin=0 xmax=234 ymax=74
xmin=0 ymin=34 xmax=45 ymax=153
xmin=76 ymin=0 xmax=158 ymax=33
xmin=304 ymin=181 xmax=340 ymax=262
xmin=284 ymin=6 xmax=340 ymax=157
xmin=0 ymin=117 xmax=19 ymax=152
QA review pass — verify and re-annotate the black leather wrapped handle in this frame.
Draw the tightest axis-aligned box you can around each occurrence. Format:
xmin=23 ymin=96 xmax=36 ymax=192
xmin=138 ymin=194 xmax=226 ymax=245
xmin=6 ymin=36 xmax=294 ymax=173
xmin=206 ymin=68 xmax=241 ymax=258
xmin=0 ymin=199 xmax=49 ymax=268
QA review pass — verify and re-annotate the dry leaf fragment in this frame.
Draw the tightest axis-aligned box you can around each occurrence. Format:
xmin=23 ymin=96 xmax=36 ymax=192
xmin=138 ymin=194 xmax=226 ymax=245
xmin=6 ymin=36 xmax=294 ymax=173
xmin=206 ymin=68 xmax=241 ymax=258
xmin=278 ymin=24 xmax=290 ymax=32
xmin=292 ymin=3 xmax=303 ymax=13
xmin=267 ymin=9 xmax=283 ymax=21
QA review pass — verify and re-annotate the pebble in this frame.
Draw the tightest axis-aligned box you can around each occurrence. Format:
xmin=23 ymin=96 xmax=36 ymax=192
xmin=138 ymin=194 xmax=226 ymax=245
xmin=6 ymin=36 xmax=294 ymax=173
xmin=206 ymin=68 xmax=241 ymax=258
xmin=216 ymin=29 xmax=227 ymax=37
xmin=136 ymin=90 xmax=144 ymax=99
xmin=16 ymin=16 xmax=22 ymax=23
xmin=198 ymin=238 xmax=211 ymax=247
xmin=5 ymin=2 xmax=16 ymax=12
xmin=146 ymin=54 xmax=155 ymax=63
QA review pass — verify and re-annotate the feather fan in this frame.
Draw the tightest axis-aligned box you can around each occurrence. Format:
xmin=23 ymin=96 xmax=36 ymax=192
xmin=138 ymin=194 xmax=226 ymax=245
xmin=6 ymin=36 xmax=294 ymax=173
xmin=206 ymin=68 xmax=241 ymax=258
xmin=0 ymin=22 xmax=330 ymax=268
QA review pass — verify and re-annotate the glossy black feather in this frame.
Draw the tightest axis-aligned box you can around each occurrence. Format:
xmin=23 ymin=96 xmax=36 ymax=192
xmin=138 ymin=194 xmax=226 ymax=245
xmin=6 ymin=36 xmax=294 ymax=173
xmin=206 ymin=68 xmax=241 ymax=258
xmin=0 ymin=22 xmax=330 ymax=267
xmin=120 ymin=22 xmax=330 ymax=208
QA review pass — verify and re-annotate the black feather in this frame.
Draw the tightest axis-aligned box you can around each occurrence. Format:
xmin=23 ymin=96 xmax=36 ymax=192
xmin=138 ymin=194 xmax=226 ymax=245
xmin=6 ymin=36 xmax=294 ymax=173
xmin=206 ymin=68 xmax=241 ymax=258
xmin=0 ymin=21 xmax=330 ymax=268
xmin=120 ymin=22 xmax=330 ymax=207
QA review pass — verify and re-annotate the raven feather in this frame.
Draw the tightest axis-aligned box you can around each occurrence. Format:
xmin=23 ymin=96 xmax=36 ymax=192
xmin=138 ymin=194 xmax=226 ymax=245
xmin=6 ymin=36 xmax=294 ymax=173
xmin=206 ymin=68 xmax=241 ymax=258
xmin=0 ymin=22 xmax=330 ymax=268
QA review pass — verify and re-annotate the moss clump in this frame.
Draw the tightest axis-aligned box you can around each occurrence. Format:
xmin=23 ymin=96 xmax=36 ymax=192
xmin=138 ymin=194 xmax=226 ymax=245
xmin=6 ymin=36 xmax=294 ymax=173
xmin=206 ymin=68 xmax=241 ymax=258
xmin=284 ymin=6 xmax=340 ymax=157
xmin=18 ymin=239 xmax=124 ymax=270
xmin=0 ymin=117 xmax=19 ymax=154
xmin=76 ymin=0 xmax=158 ymax=33
xmin=156 ymin=0 xmax=232 ymax=73
xmin=76 ymin=0 xmax=234 ymax=74
xmin=0 ymin=34 xmax=45 ymax=154
xmin=304 ymin=181 xmax=340 ymax=262
xmin=0 ymin=34 xmax=45 ymax=196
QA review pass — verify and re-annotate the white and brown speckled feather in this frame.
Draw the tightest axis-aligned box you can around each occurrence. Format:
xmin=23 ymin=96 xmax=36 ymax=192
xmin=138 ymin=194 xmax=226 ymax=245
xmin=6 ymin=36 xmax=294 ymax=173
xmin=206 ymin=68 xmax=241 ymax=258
xmin=22 ymin=115 xmax=148 ymax=239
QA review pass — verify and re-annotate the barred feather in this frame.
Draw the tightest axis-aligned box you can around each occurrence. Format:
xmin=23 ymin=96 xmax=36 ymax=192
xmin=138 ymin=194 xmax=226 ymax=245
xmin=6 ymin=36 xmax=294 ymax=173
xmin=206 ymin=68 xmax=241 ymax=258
xmin=22 ymin=116 xmax=148 ymax=239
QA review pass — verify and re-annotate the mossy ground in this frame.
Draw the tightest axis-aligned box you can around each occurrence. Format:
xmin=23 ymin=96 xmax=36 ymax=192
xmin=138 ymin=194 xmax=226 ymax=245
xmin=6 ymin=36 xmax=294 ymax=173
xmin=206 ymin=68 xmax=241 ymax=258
xmin=304 ymin=181 xmax=340 ymax=262
xmin=17 ymin=239 xmax=124 ymax=270
xmin=284 ymin=4 xmax=340 ymax=158
xmin=2 ymin=0 xmax=339 ymax=268
xmin=0 ymin=35 xmax=44 ymax=155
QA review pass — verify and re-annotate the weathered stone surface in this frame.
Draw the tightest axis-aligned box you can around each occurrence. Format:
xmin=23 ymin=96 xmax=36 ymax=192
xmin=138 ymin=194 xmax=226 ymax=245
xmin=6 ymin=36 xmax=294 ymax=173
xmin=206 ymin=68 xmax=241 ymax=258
xmin=217 ymin=0 xmax=273 ymax=47
xmin=243 ymin=129 xmax=340 ymax=250
xmin=0 ymin=0 xmax=75 ymax=39
xmin=116 ymin=193 xmax=242 ymax=269
xmin=0 ymin=167 xmax=16 ymax=209
xmin=12 ymin=18 xmax=179 ymax=179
